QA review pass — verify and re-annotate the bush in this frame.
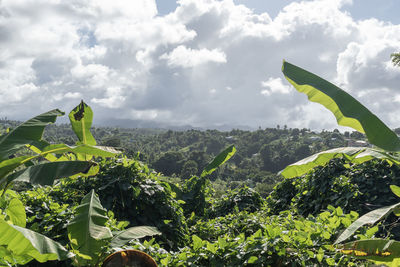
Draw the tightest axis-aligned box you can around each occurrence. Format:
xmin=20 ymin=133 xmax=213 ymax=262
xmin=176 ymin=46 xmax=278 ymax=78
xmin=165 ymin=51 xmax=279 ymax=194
xmin=210 ymin=186 xmax=265 ymax=218
xmin=22 ymin=158 xmax=189 ymax=249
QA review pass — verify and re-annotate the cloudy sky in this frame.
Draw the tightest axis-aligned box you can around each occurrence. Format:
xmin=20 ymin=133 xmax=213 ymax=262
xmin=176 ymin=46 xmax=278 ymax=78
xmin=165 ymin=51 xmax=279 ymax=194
xmin=1 ymin=0 xmax=400 ymax=130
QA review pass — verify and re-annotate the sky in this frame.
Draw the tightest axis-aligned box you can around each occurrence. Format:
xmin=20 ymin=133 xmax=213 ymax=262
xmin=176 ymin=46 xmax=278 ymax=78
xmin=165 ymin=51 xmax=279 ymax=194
xmin=1 ymin=0 xmax=400 ymax=131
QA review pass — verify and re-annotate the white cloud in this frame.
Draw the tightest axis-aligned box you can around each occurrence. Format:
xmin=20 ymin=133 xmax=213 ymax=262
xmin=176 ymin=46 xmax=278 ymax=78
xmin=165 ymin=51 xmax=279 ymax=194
xmin=261 ymin=77 xmax=291 ymax=96
xmin=160 ymin=45 xmax=227 ymax=67
xmin=64 ymin=92 xmax=82 ymax=99
xmin=0 ymin=0 xmax=400 ymax=130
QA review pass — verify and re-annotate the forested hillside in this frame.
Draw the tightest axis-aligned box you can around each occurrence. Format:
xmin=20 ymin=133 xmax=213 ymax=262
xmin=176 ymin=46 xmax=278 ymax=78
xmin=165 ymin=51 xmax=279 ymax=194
xmin=0 ymin=119 xmax=368 ymax=196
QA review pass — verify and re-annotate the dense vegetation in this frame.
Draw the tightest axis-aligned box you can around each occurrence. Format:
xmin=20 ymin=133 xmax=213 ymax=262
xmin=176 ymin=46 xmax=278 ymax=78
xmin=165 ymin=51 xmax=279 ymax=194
xmin=1 ymin=60 xmax=400 ymax=266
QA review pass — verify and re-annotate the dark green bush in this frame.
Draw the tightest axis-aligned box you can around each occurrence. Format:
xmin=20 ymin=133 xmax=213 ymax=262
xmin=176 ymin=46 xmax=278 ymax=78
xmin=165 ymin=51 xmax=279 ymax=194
xmin=210 ymin=186 xmax=265 ymax=218
xmin=22 ymin=158 xmax=189 ymax=249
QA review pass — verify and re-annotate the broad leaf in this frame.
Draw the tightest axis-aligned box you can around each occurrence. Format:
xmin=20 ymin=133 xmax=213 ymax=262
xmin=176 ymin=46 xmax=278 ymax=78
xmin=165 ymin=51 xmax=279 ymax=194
xmin=0 ymin=109 xmax=64 ymax=160
xmin=0 ymin=161 xmax=97 ymax=186
xmin=201 ymin=145 xmax=236 ymax=177
xmin=69 ymin=101 xmax=96 ymax=146
xmin=282 ymin=61 xmax=400 ymax=151
xmin=67 ymin=190 xmax=112 ymax=261
xmin=280 ymin=147 xmax=364 ymax=178
xmin=390 ymin=185 xmax=400 ymax=198
xmin=339 ymin=239 xmax=400 ymax=264
xmin=6 ymin=198 xmax=26 ymax=227
xmin=30 ymin=142 xmax=118 ymax=159
xmin=110 ymin=226 xmax=161 ymax=248
xmin=280 ymin=147 xmax=400 ymax=178
xmin=0 ymin=155 xmax=34 ymax=180
xmin=335 ymin=202 xmax=400 ymax=244
xmin=0 ymin=219 xmax=72 ymax=263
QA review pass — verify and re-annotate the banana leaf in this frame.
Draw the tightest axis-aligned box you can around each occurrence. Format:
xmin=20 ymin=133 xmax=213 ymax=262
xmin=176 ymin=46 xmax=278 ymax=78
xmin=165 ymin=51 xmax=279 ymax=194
xmin=67 ymin=190 xmax=112 ymax=262
xmin=280 ymin=146 xmax=400 ymax=178
xmin=0 ymin=109 xmax=64 ymax=160
xmin=0 ymin=219 xmax=72 ymax=264
xmin=335 ymin=202 xmax=400 ymax=244
xmin=0 ymin=161 xmax=97 ymax=186
xmin=338 ymin=239 xmax=400 ymax=265
xmin=201 ymin=145 xmax=236 ymax=177
xmin=282 ymin=61 xmax=400 ymax=152
xmin=69 ymin=101 xmax=96 ymax=146
xmin=110 ymin=226 xmax=161 ymax=248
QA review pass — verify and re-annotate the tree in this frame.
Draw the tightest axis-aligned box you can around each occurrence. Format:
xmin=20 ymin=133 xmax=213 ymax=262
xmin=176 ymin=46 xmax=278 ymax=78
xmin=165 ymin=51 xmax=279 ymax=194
xmin=153 ymin=151 xmax=184 ymax=176
xmin=391 ymin=52 xmax=400 ymax=67
xmin=181 ymin=160 xmax=198 ymax=179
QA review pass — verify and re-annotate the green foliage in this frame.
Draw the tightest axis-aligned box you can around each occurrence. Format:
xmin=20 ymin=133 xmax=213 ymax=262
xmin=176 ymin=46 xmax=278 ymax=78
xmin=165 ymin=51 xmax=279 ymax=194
xmin=268 ymin=158 xmax=400 ymax=218
xmin=281 ymin=60 xmax=400 ymax=265
xmin=0 ymin=100 xmax=120 ymax=266
xmin=67 ymin=190 xmax=113 ymax=265
xmin=210 ymin=186 xmax=265 ymax=218
xmin=128 ymin=208 xmax=365 ymax=266
xmin=33 ymin=158 xmax=189 ymax=249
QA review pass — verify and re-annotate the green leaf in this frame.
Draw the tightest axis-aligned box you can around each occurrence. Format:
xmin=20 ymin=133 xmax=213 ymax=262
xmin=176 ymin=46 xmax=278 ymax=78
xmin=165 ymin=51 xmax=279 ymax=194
xmin=280 ymin=146 xmax=400 ymax=178
xmin=6 ymin=198 xmax=26 ymax=227
xmin=192 ymin=235 xmax=203 ymax=250
xmin=0 ymin=156 xmax=34 ymax=180
xmin=247 ymin=256 xmax=258 ymax=264
xmin=279 ymin=147 xmax=364 ymax=178
xmin=282 ymin=61 xmax=400 ymax=152
xmin=390 ymin=185 xmax=400 ymax=198
xmin=0 ymin=219 xmax=72 ymax=263
xmin=335 ymin=202 xmax=400 ymax=244
xmin=69 ymin=101 xmax=96 ymax=146
xmin=339 ymin=239 xmax=400 ymax=263
xmin=1 ymin=161 xmax=97 ymax=186
xmin=201 ymin=145 xmax=236 ymax=177
xmin=30 ymin=142 xmax=118 ymax=159
xmin=110 ymin=226 xmax=161 ymax=248
xmin=67 ymin=190 xmax=112 ymax=261
xmin=0 ymin=109 xmax=64 ymax=160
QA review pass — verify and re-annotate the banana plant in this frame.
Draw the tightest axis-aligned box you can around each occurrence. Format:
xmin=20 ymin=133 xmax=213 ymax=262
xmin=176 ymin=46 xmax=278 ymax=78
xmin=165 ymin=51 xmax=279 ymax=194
xmin=67 ymin=190 xmax=161 ymax=266
xmin=281 ymin=61 xmax=400 ymax=265
xmin=181 ymin=145 xmax=236 ymax=216
xmin=0 ymin=100 xmax=119 ymax=266
xmin=333 ymin=185 xmax=400 ymax=266
xmin=280 ymin=61 xmax=400 ymax=178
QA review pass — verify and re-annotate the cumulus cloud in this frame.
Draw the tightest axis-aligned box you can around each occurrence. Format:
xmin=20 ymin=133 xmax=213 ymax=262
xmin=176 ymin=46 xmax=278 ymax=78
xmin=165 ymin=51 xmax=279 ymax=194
xmin=160 ymin=45 xmax=227 ymax=67
xmin=261 ymin=77 xmax=291 ymax=96
xmin=0 ymin=0 xmax=400 ymax=130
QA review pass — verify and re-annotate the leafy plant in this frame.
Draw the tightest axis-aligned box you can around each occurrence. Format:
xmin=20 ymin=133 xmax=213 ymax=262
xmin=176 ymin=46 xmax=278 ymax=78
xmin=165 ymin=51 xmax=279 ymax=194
xmin=67 ymin=189 xmax=160 ymax=266
xmin=0 ymin=101 xmax=118 ymax=266
xmin=280 ymin=60 xmax=400 ymax=265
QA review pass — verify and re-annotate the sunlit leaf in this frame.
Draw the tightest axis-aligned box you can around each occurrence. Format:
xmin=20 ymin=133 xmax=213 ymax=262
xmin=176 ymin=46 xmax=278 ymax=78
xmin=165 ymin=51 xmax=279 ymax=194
xmin=30 ymin=142 xmax=118 ymax=159
xmin=279 ymin=147 xmax=364 ymax=178
xmin=6 ymin=198 xmax=26 ymax=227
xmin=390 ymin=185 xmax=400 ymax=199
xmin=0 ymin=161 xmax=97 ymax=186
xmin=69 ymin=101 xmax=96 ymax=146
xmin=339 ymin=239 xmax=400 ymax=263
xmin=110 ymin=226 xmax=161 ymax=248
xmin=282 ymin=61 xmax=400 ymax=151
xmin=280 ymin=147 xmax=400 ymax=178
xmin=0 ymin=155 xmax=34 ymax=180
xmin=67 ymin=190 xmax=112 ymax=262
xmin=201 ymin=145 xmax=236 ymax=177
xmin=0 ymin=109 xmax=64 ymax=160
xmin=335 ymin=202 xmax=400 ymax=244
xmin=0 ymin=219 xmax=72 ymax=263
